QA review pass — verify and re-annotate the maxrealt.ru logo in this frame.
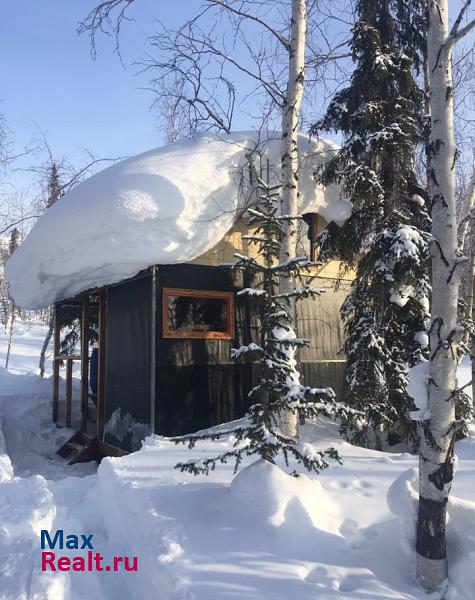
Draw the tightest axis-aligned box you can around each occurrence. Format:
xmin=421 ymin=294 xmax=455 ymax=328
xmin=41 ymin=530 xmax=138 ymax=572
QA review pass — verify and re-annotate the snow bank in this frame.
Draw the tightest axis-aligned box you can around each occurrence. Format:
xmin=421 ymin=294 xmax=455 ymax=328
xmin=228 ymin=458 xmax=337 ymax=533
xmin=0 ymin=413 xmax=13 ymax=481
xmin=387 ymin=439 xmax=475 ymax=600
xmin=408 ymin=358 xmax=472 ymax=420
xmin=0 ymin=475 xmax=55 ymax=538
xmin=6 ymin=131 xmax=350 ymax=309
xmin=3 ymin=324 xmax=475 ymax=599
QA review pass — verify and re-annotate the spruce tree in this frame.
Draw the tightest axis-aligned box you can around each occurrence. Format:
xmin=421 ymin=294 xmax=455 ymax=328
xmin=310 ymin=0 xmax=430 ymax=448
xmin=174 ymin=161 xmax=346 ymax=475
xmin=8 ymin=228 xmax=20 ymax=256
xmin=46 ymin=162 xmax=62 ymax=208
xmin=39 ymin=161 xmax=63 ymax=376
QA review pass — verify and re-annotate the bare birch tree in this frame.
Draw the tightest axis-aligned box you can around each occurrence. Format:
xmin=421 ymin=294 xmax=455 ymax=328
xmin=417 ymin=0 xmax=475 ymax=591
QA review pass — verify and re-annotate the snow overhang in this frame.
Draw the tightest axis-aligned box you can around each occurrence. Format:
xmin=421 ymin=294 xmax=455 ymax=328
xmin=6 ymin=131 xmax=351 ymax=309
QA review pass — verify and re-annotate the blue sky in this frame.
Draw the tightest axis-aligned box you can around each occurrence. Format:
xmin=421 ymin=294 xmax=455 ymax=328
xmin=3 ymin=1 xmax=472 ymax=192
xmin=1 ymin=1 xmax=211 ymax=172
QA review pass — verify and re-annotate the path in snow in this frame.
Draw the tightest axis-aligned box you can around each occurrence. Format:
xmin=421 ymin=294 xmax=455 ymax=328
xmin=0 ymin=323 xmax=100 ymax=599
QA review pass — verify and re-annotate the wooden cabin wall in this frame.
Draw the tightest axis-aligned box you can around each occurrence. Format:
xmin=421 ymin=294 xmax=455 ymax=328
xmin=154 ymin=263 xmax=350 ymax=437
xmin=191 ymin=216 xmax=356 ymax=283
xmin=100 ymin=260 xmax=351 ymax=446
xmin=103 ymin=273 xmax=152 ymax=451
xmin=296 ymin=278 xmax=351 ymax=400
xmin=189 ymin=215 xmax=353 ymax=401
xmin=154 ymin=264 xmax=258 ymax=437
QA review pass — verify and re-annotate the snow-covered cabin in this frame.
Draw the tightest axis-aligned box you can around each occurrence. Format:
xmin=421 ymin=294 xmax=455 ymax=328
xmin=6 ymin=132 xmax=353 ymax=459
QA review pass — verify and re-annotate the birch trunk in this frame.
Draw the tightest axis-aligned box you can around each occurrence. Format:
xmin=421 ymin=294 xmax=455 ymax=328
xmin=39 ymin=310 xmax=54 ymax=378
xmin=416 ymin=0 xmax=460 ymax=590
xmin=470 ymin=238 xmax=475 ymax=405
xmin=278 ymin=0 xmax=307 ymax=439
xmin=4 ymin=306 xmax=15 ymax=370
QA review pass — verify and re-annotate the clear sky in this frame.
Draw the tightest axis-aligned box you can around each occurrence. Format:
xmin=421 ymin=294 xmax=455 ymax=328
xmin=2 ymin=1 xmax=472 ymax=192
xmin=1 ymin=1 xmax=215 ymax=172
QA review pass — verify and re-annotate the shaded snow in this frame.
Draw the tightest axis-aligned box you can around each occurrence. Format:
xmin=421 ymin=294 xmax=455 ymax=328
xmin=6 ymin=132 xmax=351 ymax=309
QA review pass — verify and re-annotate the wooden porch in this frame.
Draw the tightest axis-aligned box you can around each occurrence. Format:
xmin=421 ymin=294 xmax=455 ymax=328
xmin=52 ymin=289 xmax=127 ymax=464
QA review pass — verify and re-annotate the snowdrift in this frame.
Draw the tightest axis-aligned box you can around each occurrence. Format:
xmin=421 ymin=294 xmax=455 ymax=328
xmin=1 ymin=320 xmax=475 ymax=600
xmin=6 ymin=132 xmax=350 ymax=309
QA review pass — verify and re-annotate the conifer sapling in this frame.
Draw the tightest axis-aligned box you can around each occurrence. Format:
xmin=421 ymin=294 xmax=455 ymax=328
xmin=174 ymin=160 xmax=348 ymax=475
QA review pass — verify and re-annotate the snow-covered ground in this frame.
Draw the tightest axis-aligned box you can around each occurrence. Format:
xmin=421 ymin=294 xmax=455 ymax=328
xmin=0 ymin=324 xmax=474 ymax=600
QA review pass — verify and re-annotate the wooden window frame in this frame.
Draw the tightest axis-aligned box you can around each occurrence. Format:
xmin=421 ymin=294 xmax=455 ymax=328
xmin=309 ymin=214 xmax=322 ymax=262
xmin=162 ymin=287 xmax=235 ymax=340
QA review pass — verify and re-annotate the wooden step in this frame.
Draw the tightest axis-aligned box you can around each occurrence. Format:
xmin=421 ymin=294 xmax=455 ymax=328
xmin=57 ymin=431 xmax=92 ymax=458
xmin=57 ymin=431 xmax=128 ymax=464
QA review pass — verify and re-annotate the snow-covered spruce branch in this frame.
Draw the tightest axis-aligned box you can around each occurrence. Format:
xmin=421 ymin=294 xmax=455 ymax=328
xmin=273 ymin=285 xmax=325 ymax=300
xmin=173 ymin=403 xmax=343 ymax=476
xmin=236 ymin=286 xmax=325 ymax=303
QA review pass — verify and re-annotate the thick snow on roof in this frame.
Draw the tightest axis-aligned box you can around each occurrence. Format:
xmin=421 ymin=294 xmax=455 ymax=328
xmin=7 ymin=131 xmax=350 ymax=309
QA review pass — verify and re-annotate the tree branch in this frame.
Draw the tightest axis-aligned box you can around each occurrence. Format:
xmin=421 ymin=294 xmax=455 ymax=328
xmin=448 ymin=0 xmax=475 ymax=46
xmin=206 ymin=0 xmax=290 ymax=51
xmin=0 ymin=215 xmax=42 ymax=236
xmin=452 ymin=18 xmax=475 ymax=44
xmin=78 ymin=0 xmax=136 ymax=58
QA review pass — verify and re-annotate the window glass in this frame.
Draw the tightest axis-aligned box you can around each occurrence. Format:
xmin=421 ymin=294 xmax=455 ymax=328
xmin=163 ymin=289 xmax=234 ymax=339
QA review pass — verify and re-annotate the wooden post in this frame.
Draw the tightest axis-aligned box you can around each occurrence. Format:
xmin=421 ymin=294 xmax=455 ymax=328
xmin=97 ymin=288 xmax=107 ymax=440
xmin=150 ymin=267 xmax=156 ymax=435
xmin=52 ymin=305 xmax=60 ymax=423
xmin=80 ymin=294 xmax=90 ymax=433
xmin=66 ymin=358 xmax=73 ymax=428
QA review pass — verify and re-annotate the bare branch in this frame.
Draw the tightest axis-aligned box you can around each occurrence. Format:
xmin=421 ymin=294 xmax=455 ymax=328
xmin=206 ymin=0 xmax=290 ymax=50
xmin=448 ymin=0 xmax=475 ymax=46
xmin=60 ymin=156 xmax=125 ymax=194
xmin=452 ymin=18 xmax=475 ymax=44
xmin=177 ymin=30 xmax=286 ymax=101
xmin=0 ymin=215 xmax=42 ymax=236
xmin=78 ymin=0 xmax=136 ymax=58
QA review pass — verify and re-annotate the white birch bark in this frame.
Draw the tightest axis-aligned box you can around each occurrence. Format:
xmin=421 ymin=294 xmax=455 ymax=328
xmin=4 ymin=305 xmax=15 ymax=370
xmin=416 ymin=0 xmax=461 ymax=590
xmin=469 ymin=227 xmax=475 ymax=405
xmin=278 ymin=0 xmax=307 ymax=439
xmin=39 ymin=310 xmax=54 ymax=378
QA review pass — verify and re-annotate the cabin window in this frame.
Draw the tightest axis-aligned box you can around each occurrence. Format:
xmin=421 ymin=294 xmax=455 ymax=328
xmin=163 ymin=288 xmax=235 ymax=339
xmin=298 ymin=213 xmax=324 ymax=261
